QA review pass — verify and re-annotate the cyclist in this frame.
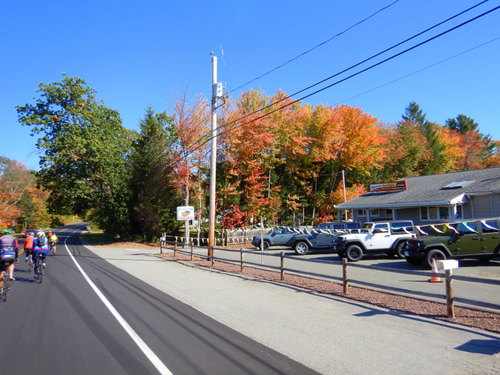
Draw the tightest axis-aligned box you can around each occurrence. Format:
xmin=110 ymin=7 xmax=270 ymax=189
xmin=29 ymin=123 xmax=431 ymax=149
xmin=0 ymin=229 xmax=19 ymax=281
xmin=24 ymin=232 xmax=35 ymax=263
xmin=47 ymin=231 xmax=58 ymax=255
xmin=32 ymin=231 xmax=49 ymax=279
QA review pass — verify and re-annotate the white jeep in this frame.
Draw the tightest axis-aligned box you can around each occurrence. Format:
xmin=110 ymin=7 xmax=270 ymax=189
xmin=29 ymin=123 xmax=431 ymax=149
xmin=335 ymin=220 xmax=416 ymax=261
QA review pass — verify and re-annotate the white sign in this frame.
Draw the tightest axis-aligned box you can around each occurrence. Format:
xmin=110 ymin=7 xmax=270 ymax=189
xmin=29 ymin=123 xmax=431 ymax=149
xmin=177 ymin=206 xmax=195 ymax=221
xmin=437 ymin=259 xmax=459 ymax=270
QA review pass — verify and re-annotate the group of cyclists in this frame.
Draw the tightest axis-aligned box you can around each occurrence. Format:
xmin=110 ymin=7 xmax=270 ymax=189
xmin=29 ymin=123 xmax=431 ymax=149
xmin=0 ymin=228 xmax=58 ymax=292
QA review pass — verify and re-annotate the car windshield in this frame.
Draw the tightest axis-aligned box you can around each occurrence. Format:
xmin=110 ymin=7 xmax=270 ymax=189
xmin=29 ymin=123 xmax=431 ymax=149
xmin=361 ymin=223 xmax=373 ymax=232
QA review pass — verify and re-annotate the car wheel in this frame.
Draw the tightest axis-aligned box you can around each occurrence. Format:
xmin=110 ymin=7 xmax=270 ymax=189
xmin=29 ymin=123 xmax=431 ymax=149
xmin=426 ymin=249 xmax=446 ymax=268
xmin=346 ymin=245 xmax=363 ymax=262
xmin=395 ymin=241 xmax=406 ymax=259
xmin=260 ymin=241 xmax=270 ymax=250
xmin=294 ymin=241 xmax=309 ymax=255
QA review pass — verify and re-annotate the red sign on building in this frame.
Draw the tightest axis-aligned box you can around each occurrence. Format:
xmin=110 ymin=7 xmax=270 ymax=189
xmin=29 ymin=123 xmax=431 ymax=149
xmin=369 ymin=180 xmax=407 ymax=192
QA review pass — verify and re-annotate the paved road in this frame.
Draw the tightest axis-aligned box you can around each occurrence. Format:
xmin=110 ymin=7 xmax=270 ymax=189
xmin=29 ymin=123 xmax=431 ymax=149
xmin=179 ymin=245 xmax=500 ymax=312
xmin=1 ymin=225 xmax=318 ymax=375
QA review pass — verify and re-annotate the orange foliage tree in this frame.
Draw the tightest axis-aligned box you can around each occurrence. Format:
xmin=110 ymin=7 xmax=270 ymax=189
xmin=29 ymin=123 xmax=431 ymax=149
xmin=0 ymin=158 xmax=33 ymax=229
xmin=172 ymin=92 xmax=210 ymax=215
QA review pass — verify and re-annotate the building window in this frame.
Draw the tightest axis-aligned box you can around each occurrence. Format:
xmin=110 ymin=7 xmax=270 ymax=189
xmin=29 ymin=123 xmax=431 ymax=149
xmin=455 ymin=205 xmax=463 ymax=219
xmin=357 ymin=209 xmax=367 ymax=217
xmin=386 ymin=209 xmax=394 ymax=220
xmin=370 ymin=209 xmax=380 ymax=217
xmin=420 ymin=206 xmax=451 ymax=221
xmin=439 ymin=207 xmax=450 ymax=220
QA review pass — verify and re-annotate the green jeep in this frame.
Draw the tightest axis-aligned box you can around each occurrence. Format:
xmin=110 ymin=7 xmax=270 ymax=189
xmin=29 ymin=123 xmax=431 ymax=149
xmin=403 ymin=219 xmax=500 ymax=268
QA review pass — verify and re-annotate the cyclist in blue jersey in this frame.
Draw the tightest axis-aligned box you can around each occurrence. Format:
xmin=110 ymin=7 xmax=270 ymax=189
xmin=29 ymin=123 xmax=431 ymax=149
xmin=32 ymin=231 xmax=49 ymax=279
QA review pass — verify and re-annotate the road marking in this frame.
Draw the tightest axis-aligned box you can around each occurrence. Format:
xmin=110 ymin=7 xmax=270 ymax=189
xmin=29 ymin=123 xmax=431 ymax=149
xmin=64 ymin=230 xmax=173 ymax=375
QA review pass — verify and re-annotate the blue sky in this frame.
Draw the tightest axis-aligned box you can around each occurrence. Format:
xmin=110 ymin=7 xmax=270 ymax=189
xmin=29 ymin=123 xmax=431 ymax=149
xmin=1 ymin=0 xmax=499 ymax=170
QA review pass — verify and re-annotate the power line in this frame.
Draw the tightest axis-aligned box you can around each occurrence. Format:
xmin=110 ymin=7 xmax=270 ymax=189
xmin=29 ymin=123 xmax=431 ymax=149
xmin=227 ymin=0 xmax=401 ymax=94
xmin=190 ymin=0 xmax=491 ymax=151
xmin=189 ymin=4 xmax=500 ymax=154
xmin=337 ymin=36 xmax=500 ymax=105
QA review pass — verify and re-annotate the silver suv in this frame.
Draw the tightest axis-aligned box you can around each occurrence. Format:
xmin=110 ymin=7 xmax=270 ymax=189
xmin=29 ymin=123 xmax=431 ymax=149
xmin=336 ymin=221 xmax=416 ymax=261
xmin=251 ymin=226 xmax=303 ymax=250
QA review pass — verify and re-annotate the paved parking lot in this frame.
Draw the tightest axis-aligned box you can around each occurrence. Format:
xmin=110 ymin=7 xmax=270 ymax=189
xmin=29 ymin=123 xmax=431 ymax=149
xmin=246 ymin=245 xmax=500 ymax=279
xmin=205 ymin=244 xmax=500 ymax=312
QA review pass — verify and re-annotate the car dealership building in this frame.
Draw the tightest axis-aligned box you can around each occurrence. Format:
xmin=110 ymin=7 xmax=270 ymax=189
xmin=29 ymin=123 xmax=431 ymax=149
xmin=335 ymin=167 xmax=500 ymax=225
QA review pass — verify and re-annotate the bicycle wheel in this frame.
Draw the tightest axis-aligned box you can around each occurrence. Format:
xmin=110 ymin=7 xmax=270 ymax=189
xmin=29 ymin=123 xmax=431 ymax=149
xmin=35 ymin=260 xmax=43 ymax=284
xmin=0 ymin=272 xmax=9 ymax=301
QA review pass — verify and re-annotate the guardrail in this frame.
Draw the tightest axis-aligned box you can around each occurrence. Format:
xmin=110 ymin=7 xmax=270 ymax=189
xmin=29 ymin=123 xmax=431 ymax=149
xmin=158 ymin=239 xmax=500 ymax=314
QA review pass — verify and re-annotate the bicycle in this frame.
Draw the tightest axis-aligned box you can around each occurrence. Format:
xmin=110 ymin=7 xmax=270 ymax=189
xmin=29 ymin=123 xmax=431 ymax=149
xmin=33 ymin=254 xmax=46 ymax=284
xmin=49 ymin=241 xmax=57 ymax=255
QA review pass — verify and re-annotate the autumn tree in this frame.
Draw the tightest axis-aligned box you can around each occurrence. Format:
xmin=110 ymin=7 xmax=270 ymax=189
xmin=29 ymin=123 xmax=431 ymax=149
xmin=445 ymin=114 xmax=497 ymax=169
xmin=0 ymin=157 xmax=33 ymax=229
xmin=171 ymin=93 xmax=210 ymax=209
xmin=17 ymin=75 xmax=133 ymax=237
xmin=219 ymin=89 xmax=283 ymax=223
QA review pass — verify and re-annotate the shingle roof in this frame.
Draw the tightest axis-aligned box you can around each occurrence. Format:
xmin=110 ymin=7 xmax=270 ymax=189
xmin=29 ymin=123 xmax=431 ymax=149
xmin=335 ymin=167 xmax=500 ymax=209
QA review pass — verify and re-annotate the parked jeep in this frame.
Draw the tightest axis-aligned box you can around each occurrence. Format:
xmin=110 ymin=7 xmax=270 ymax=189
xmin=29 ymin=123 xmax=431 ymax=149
xmin=251 ymin=226 xmax=303 ymax=250
xmin=287 ymin=222 xmax=361 ymax=255
xmin=403 ymin=219 xmax=500 ymax=268
xmin=336 ymin=220 xmax=416 ymax=261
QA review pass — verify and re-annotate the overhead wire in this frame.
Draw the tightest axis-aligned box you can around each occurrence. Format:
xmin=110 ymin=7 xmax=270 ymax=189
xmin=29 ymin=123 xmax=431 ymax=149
xmin=337 ymin=36 xmax=500 ymax=105
xmin=227 ymin=0 xmax=401 ymax=94
xmin=188 ymin=0 xmax=492 ymax=152
xmin=189 ymin=3 xmax=500 ymax=155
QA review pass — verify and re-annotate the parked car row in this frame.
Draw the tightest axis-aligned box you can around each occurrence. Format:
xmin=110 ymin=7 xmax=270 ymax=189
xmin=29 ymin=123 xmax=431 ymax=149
xmin=251 ymin=218 xmax=500 ymax=268
xmin=251 ymin=222 xmax=361 ymax=254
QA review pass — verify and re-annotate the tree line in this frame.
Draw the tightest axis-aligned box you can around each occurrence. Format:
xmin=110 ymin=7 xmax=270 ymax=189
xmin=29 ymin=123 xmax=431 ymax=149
xmin=9 ymin=75 xmax=498 ymax=239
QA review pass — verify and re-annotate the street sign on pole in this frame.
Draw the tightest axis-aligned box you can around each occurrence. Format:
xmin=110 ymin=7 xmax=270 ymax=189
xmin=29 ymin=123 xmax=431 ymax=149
xmin=177 ymin=206 xmax=195 ymax=221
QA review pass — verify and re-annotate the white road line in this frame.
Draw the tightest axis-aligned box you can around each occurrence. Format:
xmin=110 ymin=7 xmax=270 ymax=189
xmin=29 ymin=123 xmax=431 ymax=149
xmin=64 ymin=230 xmax=173 ymax=375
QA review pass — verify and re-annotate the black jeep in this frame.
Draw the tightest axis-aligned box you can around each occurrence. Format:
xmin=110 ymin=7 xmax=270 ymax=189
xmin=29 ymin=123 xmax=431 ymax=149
xmin=403 ymin=219 xmax=500 ymax=268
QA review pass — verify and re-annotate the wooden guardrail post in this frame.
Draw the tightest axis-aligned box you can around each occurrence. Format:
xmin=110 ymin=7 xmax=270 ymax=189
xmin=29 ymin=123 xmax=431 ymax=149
xmin=280 ymin=251 xmax=285 ymax=280
xmin=190 ymin=243 xmax=194 ymax=261
xmin=240 ymin=248 xmax=244 ymax=272
xmin=342 ymin=257 xmax=348 ymax=295
xmin=445 ymin=269 xmax=455 ymax=318
xmin=173 ymin=241 xmax=177 ymax=259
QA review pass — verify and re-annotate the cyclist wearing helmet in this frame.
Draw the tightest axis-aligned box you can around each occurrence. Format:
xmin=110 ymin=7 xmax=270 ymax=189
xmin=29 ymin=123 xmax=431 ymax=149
xmin=0 ymin=229 xmax=19 ymax=282
xmin=24 ymin=232 xmax=35 ymax=263
xmin=47 ymin=231 xmax=58 ymax=255
xmin=32 ymin=231 xmax=49 ymax=279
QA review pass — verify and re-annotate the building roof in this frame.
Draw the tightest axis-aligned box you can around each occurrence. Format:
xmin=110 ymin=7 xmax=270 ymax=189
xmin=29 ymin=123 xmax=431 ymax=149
xmin=335 ymin=167 xmax=500 ymax=209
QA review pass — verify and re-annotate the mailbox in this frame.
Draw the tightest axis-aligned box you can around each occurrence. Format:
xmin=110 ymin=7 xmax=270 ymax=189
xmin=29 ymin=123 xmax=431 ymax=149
xmin=437 ymin=259 xmax=459 ymax=270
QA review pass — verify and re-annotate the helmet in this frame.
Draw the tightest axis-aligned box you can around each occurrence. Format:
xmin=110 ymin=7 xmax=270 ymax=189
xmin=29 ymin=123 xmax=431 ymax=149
xmin=3 ymin=228 xmax=14 ymax=235
xmin=36 ymin=230 xmax=45 ymax=237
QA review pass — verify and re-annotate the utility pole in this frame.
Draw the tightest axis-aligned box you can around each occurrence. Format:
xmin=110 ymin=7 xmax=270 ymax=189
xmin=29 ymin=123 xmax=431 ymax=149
xmin=208 ymin=53 xmax=222 ymax=257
